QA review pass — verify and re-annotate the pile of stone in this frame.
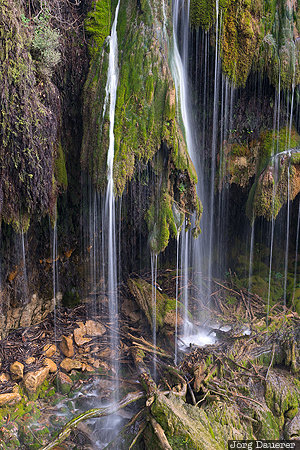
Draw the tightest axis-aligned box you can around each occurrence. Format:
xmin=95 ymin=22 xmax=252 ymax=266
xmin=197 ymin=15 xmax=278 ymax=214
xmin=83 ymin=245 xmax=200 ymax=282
xmin=0 ymin=320 xmax=110 ymax=407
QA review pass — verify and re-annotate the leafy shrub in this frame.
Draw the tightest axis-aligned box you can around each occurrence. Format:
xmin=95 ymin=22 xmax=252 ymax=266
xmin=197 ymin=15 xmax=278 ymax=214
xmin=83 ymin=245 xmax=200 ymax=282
xmin=31 ymin=12 xmax=60 ymax=74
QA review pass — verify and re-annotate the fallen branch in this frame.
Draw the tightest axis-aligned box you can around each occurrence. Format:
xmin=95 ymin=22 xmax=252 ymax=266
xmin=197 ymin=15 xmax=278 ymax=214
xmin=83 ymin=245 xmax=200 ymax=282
xmin=149 ymin=416 xmax=173 ymax=450
xmin=129 ymin=421 xmax=147 ymax=449
xmin=265 ymin=343 xmax=275 ymax=380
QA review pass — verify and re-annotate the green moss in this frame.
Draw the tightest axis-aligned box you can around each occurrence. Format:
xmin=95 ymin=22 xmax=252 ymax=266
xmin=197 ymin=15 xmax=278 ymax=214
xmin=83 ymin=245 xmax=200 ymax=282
xmin=0 ymin=0 xmax=57 ymax=227
xmin=147 ymin=192 xmax=177 ymax=254
xmin=265 ymin=372 xmax=300 ymax=428
xmin=191 ymin=0 xmax=299 ymax=89
xmin=190 ymin=0 xmax=215 ymax=30
xmin=246 ymin=126 xmax=300 ymax=220
xmin=85 ymin=0 xmax=111 ymax=57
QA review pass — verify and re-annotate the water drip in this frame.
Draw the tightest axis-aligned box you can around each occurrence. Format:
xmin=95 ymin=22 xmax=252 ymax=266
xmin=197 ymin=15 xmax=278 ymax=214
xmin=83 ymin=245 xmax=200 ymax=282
xmin=103 ymin=0 xmax=120 ymax=404
xmin=52 ymin=210 xmax=59 ymax=344
xmin=207 ymin=0 xmax=221 ymax=296
xmin=181 ymin=222 xmax=189 ymax=339
xmin=248 ymin=218 xmax=255 ymax=293
xmin=21 ymin=230 xmax=29 ymax=303
xmin=174 ymin=232 xmax=180 ymax=365
xmin=151 ymin=252 xmax=158 ymax=379
xmin=283 ymin=157 xmax=291 ymax=307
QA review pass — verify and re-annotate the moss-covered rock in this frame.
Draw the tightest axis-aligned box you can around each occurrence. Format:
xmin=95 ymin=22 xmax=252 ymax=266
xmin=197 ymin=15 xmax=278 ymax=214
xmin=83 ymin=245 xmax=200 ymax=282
xmin=0 ymin=0 xmax=65 ymax=229
xmin=127 ymin=277 xmax=182 ymax=333
xmin=224 ymin=125 xmax=300 ymax=220
xmin=190 ymin=0 xmax=299 ymax=89
xmin=265 ymin=369 xmax=300 ymax=428
xmin=82 ymin=0 xmax=201 ymax=253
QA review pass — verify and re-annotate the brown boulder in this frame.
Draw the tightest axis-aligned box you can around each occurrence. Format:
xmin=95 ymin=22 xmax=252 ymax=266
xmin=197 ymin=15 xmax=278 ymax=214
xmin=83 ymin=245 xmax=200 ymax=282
xmin=56 ymin=371 xmax=73 ymax=394
xmin=43 ymin=344 xmax=57 ymax=357
xmin=0 ymin=373 xmax=10 ymax=383
xmin=43 ymin=358 xmax=57 ymax=373
xmin=10 ymin=361 xmax=24 ymax=380
xmin=85 ymin=320 xmax=106 ymax=337
xmin=60 ymin=358 xmax=82 ymax=372
xmin=74 ymin=327 xmax=92 ymax=346
xmin=25 ymin=357 xmax=36 ymax=365
xmin=23 ymin=367 xmax=49 ymax=394
xmin=60 ymin=336 xmax=74 ymax=357
xmin=0 ymin=392 xmax=21 ymax=407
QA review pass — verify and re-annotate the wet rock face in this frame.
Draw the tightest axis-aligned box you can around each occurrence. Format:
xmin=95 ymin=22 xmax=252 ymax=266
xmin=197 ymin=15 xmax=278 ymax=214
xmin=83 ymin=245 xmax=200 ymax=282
xmin=0 ymin=293 xmax=53 ymax=340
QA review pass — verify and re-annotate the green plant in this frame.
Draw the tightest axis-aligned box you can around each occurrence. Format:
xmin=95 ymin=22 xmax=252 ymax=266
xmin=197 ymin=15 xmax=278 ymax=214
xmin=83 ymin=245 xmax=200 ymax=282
xmin=31 ymin=11 xmax=60 ymax=74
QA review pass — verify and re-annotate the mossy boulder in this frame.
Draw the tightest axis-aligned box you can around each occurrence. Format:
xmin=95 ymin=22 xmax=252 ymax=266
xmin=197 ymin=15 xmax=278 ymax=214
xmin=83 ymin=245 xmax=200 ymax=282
xmin=82 ymin=0 xmax=201 ymax=254
xmin=224 ymin=125 xmax=300 ymax=220
xmin=265 ymin=369 xmax=300 ymax=428
xmin=127 ymin=278 xmax=182 ymax=333
xmin=0 ymin=0 xmax=64 ymax=229
xmin=190 ymin=0 xmax=299 ymax=89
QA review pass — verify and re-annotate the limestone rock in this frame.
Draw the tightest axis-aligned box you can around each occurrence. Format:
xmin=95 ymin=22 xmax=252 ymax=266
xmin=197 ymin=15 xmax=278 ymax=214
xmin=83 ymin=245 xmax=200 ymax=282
xmin=56 ymin=372 xmax=73 ymax=395
xmin=23 ymin=367 xmax=49 ymax=394
xmin=0 ymin=294 xmax=53 ymax=340
xmin=285 ymin=411 xmax=300 ymax=439
xmin=60 ymin=358 xmax=82 ymax=372
xmin=85 ymin=320 xmax=105 ymax=337
xmin=0 ymin=392 xmax=21 ymax=407
xmin=74 ymin=327 xmax=92 ymax=346
xmin=121 ymin=298 xmax=142 ymax=323
xmin=10 ymin=361 xmax=24 ymax=380
xmin=91 ymin=359 xmax=101 ymax=369
xmin=60 ymin=335 xmax=74 ymax=357
xmin=43 ymin=358 xmax=57 ymax=373
xmin=43 ymin=344 xmax=57 ymax=357
xmin=0 ymin=373 xmax=10 ymax=383
xmin=25 ymin=357 xmax=36 ymax=365
xmin=82 ymin=364 xmax=94 ymax=372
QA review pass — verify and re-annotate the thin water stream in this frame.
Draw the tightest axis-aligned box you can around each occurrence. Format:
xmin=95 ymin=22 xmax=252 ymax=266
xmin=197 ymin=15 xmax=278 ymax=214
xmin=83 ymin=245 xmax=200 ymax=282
xmin=103 ymin=0 xmax=121 ymax=401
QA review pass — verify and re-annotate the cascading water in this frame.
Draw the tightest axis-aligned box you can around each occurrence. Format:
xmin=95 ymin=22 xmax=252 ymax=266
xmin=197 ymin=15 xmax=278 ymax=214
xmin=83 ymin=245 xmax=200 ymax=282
xmin=181 ymin=223 xmax=190 ymax=338
xmin=21 ymin=230 xmax=29 ymax=303
xmin=151 ymin=252 xmax=158 ymax=378
xmin=174 ymin=232 xmax=180 ymax=365
xmin=103 ymin=0 xmax=120 ymax=401
xmin=283 ymin=155 xmax=291 ymax=306
xmin=207 ymin=0 xmax=220 ymax=295
xmin=248 ymin=218 xmax=255 ymax=293
xmin=51 ymin=210 xmax=59 ymax=343
xmin=171 ymin=0 xmax=201 ymax=347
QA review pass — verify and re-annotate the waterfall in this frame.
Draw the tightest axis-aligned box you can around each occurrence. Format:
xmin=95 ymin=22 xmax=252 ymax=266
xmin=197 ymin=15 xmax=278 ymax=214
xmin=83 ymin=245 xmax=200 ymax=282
xmin=208 ymin=0 xmax=220 ymax=294
xmin=174 ymin=232 xmax=180 ymax=365
xmin=283 ymin=156 xmax=291 ymax=307
xmin=21 ymin=230 xmax=29 ymax=303
xmin=171 ymin=0 xmax=200 ymax=339
xmin=52 ymin=210 xmax=59 ymax=343
xmin=248 ymin=218 xmax=255 ymax=292
xmin=151 ymin=252 xmax=158 ymax=379
xmin=181 ymin=223 xmax=190 ymax=338
xmin=171 ymin=0 xmax=196 ymax=164
xmin=103 ymin=0 xmax=120 ymax=399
